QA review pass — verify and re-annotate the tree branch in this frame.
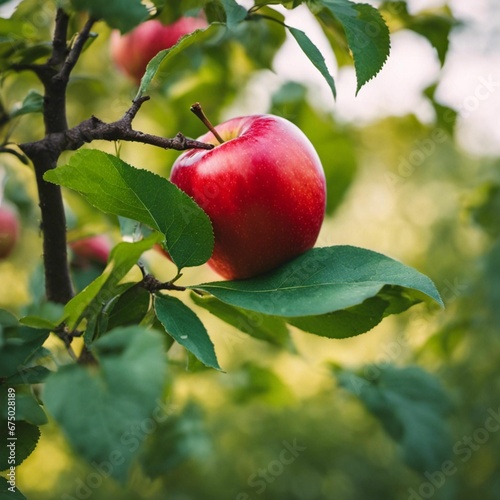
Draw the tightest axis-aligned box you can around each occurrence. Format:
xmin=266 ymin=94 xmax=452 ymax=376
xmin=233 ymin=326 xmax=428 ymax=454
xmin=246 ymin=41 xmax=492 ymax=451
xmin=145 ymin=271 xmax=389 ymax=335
xmin=19 ymin=96 xmax=214 ymax=157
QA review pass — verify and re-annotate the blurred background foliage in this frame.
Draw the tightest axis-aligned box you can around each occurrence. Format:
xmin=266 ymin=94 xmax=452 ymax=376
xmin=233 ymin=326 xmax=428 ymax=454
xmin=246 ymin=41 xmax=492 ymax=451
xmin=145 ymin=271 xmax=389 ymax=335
xmin=0 ymin=0 xmax=499 ymax=498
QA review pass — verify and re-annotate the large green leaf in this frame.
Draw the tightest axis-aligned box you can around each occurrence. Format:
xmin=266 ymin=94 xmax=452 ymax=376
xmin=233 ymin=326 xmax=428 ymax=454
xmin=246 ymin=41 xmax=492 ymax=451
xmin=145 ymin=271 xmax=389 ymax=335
xmin=71 ymin=0 xmax=149 ymax=33
xmin=318 ymin=0 xmax=390 ymax=93
xmin=336 ymin=365 xmax=453 ymax=474
xmin=192 ymin=246 xmax=443 ymax=318
xmin=154 ymin=295 xmax=221 ymax=370
xmin=44 ymin=150 xmax=214 ymax=270
xmin=43 ymin=327 xmax=168 ymax=482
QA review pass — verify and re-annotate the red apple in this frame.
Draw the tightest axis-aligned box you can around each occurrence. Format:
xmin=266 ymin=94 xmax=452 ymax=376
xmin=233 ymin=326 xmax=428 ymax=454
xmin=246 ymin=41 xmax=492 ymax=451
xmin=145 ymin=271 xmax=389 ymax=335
xmin=70 ymin=235 xmax=112 ymax=266
xmin=170 ymin=114 xmax=326 ymax=279
xmin=110 ymin=16 xmax=208 ymax=83
xmin=0 ymin=205 xmax=19 ymax=259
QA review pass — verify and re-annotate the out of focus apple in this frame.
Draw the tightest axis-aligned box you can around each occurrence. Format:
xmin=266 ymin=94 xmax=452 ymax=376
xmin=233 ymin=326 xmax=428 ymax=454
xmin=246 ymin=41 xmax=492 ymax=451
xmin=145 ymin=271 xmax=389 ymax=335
xmin=69 ymin=235 xmax=112 ymax=267
xmin=0 ymin=204 xmax=19 ymax=259
xmin=110 ymin=16 xmax=208 ymax=83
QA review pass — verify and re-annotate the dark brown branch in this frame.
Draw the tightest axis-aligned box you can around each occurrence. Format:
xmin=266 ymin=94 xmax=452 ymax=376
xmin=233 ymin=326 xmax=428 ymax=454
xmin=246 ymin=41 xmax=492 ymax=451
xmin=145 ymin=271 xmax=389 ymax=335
xmin=20 ymin=96 xmax=214 ymax=157
xmin=141 ymin=274 xmax=187 ymax=294
xmin=47 ymin=8 xmax=70 ymax=67
xmin=60 ymin=16 xmax=97 ymax=81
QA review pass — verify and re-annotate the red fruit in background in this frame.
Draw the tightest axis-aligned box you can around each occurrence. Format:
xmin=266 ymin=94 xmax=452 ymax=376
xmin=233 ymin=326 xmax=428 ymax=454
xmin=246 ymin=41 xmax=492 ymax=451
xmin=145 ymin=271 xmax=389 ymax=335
xmin=70 ymin=235 xmax=112 ymax=266
xmin=0 ymin=205 xmax=19 ymax=259
xmin=110 ymin=17 xmax=208 ymax=83
xmin=170 ymin=114 xmax=326 ymax=280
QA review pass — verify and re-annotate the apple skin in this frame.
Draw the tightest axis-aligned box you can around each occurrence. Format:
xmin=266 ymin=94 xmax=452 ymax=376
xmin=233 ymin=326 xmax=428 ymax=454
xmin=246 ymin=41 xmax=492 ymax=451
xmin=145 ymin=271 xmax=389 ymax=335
xmin=0 ymin=205 xmax=19 ymax=259
xmin=110 ymin=17 xmax=208 ymax=83
xmin=170 ymin=114 xmax=326 ymax=280
xmin=70 ymin=235 xmax=112 ymax=266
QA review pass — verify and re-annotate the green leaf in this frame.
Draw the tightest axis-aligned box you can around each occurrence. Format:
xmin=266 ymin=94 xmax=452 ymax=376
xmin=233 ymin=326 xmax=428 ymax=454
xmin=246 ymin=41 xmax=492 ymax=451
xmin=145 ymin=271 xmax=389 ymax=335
xmin=44 ymin=150 xmax=213 ymax=269
xmin=43 ymin=326 xmax=168 ymax=482
xmin=0 ymin=421 xmax=40 ymax=470
xmin=0 ymin=325 xmax=49 ymax=379
xmin=336 ymin=365 xmax=453 ymax=474
xmin=9 ymin=90 xmax=43 ymax=118
xmin=105 ymin=284 xmax=151 ymax=331
xmin=319 ymin=0 xmax=390 ymax=93
xmin=193 ymin=246 xmax=443 ymax=319
xmin=0 ymin=476 xmax=26 ymax=499
xmin=139 ymin=402 xmax=211 ymax=478
xmin=154 ymin=295 xmax=221 ymax=370
xmin=288 ymin=286 xmax=420 ymax=338
xmin=59 ymin=234 xmax=160 ymax=343
xmin=287 ymin=26 xmax=336 ymax=100
xmin=5 ymin=366 xmax=51 ymax=385
xmin=191 ymin=293 xmax=293 ymax=349
xmin=0 ymin=390 xmax=47 ymax=426
xmin=220 ymin=0 xmax=247 ymax=28
xmin=136 ymin=23 xmax=224 ymax=98
xmin=71 ymin=0 xmax=149 ymax=33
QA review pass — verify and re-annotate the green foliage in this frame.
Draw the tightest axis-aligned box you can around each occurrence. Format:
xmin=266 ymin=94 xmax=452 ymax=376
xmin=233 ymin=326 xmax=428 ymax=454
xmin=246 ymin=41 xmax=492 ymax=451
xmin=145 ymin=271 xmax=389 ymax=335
xmin=71 ymin=0 xmax=149 ymax=33
xmin=191 ymin=293 xmax=293 ymax=349
xmin=0 ymin=1 xmax=477 ymax=498
xmin=43 ymin=326 xmax=168 ymax=482
xmin=44 ymin=150 xmax=214 ymax=270
xmin=336 ymin=365 xmax=453 ymax=474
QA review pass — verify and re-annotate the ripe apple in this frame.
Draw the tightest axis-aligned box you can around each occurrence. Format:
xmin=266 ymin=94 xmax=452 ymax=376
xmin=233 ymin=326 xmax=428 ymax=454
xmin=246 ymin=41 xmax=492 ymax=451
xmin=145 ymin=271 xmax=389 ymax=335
xmin=170 ymin=114 xmax=326 ymax=279
xmin=70 ymin=235 xmax=112 ymax=266
xmin=110 ymin=16 xmax=208 ymax=83
xmin=0 ymin=204 xmax=19 ymax=259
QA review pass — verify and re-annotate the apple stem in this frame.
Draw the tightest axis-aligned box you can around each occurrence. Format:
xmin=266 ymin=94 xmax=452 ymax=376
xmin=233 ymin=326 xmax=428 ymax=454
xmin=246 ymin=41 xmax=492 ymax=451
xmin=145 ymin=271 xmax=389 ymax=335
xmin=190 ymin=102 xmax=225 ymax=144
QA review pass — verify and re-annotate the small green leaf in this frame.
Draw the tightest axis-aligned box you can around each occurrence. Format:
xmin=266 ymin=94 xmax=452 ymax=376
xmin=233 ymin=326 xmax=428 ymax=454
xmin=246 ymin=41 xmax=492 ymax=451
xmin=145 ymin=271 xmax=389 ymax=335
xmin=191 ymin=293 xmax=293 ymax=349
xmin=59 ymin=234 xmax=160 ymax=343
xmin=337 ymin=365 xmax=453 ymax=474
xmin=44 ymin=150 xmax=213 ymax=269
xmin=320 ymin=0 xmax=390 ymax=93
xmin=106 ymin=284 xmax=151 ymax=331
xmin=71 ymin=0 xmax=149 ymax=33
xmin=10 ymin=90 xmax=43 ymax=118
xmin=220 ymin=0 xmax=247 ymax=28
xmin=43 ymin=326 xmax=168 ymax=482
xmin=136 ymin=23 xmax=224 ymax=98
xmin=193 ymin=246 xmax=443 ymax=318
xmin=287 ymin=26 xmax=336 ymax=100
xmin=154 ymin=295 xmax=221 ymax=370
